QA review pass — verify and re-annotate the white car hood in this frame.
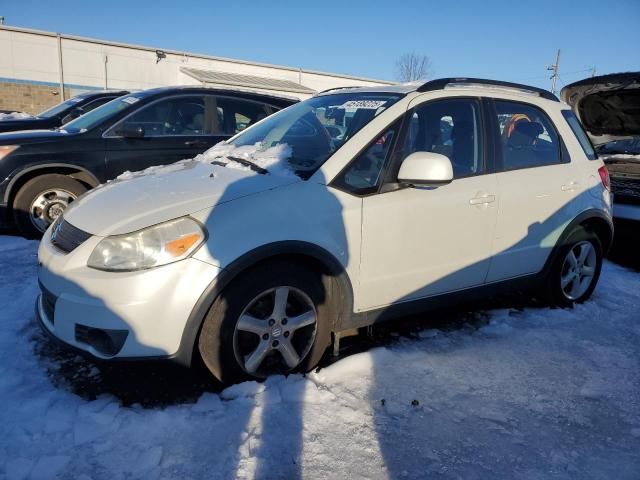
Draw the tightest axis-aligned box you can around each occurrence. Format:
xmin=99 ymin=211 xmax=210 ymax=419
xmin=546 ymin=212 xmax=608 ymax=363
xmin=63 ymin=160 xmax=300 ymax=236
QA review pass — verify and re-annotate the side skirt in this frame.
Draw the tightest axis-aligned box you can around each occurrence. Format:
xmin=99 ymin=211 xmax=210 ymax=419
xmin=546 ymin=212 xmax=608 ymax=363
xmin=341 ymin=272 xmax=542 ymax=331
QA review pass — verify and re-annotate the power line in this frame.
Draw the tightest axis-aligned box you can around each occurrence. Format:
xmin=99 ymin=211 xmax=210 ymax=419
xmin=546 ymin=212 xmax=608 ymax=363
xmin=546 ymin=49 xmax=561 ymax=95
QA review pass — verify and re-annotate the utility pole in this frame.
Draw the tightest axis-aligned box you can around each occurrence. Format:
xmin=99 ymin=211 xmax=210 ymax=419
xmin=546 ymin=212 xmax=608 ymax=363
xmin=546 ymin=49 xmax=561 ymax=95
xmin=591 ymin=66 xmax=597 ymax=78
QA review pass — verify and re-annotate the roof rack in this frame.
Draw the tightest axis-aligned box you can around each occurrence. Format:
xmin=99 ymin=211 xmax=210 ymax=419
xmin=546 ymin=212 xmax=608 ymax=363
xmin=417 ymin=78 xmax=559 ymax=102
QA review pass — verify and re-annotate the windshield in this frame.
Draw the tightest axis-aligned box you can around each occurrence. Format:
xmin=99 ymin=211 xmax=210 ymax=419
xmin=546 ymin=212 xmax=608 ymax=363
xmin=63 ymin=94 xmax=143 ymax=133
xmin=224 ymin=92 xmax=403 ymax=178
xmin=37 ymin=96 xmax=86 ymax=119
xmin=596 ymin=138 xmax=640 ymax=155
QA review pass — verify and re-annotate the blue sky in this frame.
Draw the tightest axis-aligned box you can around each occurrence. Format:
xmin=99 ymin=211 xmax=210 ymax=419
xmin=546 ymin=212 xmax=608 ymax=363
xmin=2 ymin=0 xmax=639 ymax=89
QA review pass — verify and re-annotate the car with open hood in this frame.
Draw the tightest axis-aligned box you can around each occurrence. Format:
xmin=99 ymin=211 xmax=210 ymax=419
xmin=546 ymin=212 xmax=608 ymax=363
xmin=561 ymin=72 xmax=640 ymax=222
xmin=0 ymin=87 xmax=296 ymax=237
xmin=36 ymin=78 xmax=613 ymax=384
xmin=0 ymin=90 xmax=129 ymax=134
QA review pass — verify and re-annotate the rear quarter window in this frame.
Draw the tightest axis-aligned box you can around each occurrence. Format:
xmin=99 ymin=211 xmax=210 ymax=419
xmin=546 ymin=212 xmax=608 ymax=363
xmin=562 ymin=110 xmax=597 ymax=160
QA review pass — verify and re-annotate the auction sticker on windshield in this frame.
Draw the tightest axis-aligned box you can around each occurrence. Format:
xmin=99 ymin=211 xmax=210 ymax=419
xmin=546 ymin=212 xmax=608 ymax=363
xmin=121 ymin=97 xmax=140 ymax=105
xmin=340 ymin=100 xmax=387 ymax=109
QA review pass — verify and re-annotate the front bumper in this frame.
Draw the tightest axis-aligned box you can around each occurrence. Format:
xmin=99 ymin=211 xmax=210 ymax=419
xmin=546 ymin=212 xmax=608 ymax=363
xmin=37 ymin=226 xmax=222 ymax=361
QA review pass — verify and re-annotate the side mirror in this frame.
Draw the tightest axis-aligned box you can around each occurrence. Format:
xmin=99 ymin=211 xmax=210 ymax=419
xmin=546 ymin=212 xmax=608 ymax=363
xmin=61 ymin=108 xmax=84 ymax=124
xmin=120 ymin=124 xmax=145 ymax=139
xmin=397 ymin=151 xmax=454 ymax=187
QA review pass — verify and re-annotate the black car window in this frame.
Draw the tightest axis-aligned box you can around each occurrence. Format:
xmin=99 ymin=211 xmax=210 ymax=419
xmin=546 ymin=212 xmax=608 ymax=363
xmin=114 ymin=96 xmax=207 ymax=137
xmin=401 ymin=98 xmax=484 ymax=179
xmin=37 ymin=96 xmax=90 ymax=119
xmin=495 ymin=100 xmax=562 ymax=171
xmin=213 ymin=96 xmax=274 ymax=135
xmin=80 ymin=96 xmax=117 ymax=113
xmin=65 ymin=94 xmax=145 ymax=133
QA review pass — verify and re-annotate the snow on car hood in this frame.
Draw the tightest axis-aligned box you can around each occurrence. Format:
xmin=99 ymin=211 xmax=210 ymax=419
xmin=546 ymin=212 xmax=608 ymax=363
xmin=200 ymin=141 xmax=298 ymax=178
xmin=561 ymin=72 xmax=640 ymax=142
xmin=63 ymin=146 xmax=300 ymax=236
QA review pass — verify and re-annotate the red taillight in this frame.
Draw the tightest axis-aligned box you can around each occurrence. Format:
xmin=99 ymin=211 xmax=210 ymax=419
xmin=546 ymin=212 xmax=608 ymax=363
xmin=598 ymin=166 xmax=610 ymax=191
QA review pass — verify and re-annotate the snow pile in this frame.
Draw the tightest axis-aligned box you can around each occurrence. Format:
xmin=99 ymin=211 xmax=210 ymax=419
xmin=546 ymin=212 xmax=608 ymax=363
xmin=0 ymin=111 xmax=33 ymax=121
xmin=0 ymin=235 xmax=639 ymax=479
xmin=195 ymin=141 xmax=297 ymax=178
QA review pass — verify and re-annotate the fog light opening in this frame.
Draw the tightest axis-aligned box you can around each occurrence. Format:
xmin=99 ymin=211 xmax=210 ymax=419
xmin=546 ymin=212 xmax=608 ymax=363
xmin=75 ymin=324 xmax=128 ymax=356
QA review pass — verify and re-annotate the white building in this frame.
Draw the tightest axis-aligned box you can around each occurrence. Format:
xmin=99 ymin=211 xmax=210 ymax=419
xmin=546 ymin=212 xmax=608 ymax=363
xmin=0 ymin=25 xmax=393 ymax=113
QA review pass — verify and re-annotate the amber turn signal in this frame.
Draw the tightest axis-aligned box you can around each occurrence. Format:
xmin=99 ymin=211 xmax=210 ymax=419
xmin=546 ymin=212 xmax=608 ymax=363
xmin=165 ymin=233 xmax=202 ymax=257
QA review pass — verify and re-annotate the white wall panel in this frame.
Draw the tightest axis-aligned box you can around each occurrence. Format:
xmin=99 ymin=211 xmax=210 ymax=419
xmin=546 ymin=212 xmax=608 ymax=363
xmin=0 ymin=25 xmax=392 ymax=96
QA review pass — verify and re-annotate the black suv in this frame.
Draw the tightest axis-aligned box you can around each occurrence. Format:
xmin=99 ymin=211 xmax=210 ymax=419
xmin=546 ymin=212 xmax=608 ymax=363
xmin=0 ymin=87 xmax=296 ymax=237
xmin=0 ymin=91 xmax=129 ymax=134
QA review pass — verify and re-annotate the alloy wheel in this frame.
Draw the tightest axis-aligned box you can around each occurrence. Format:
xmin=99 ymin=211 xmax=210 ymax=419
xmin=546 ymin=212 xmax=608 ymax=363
xmin=233 ymin=286 xmax=317 ymax=377
xmin=560 ymin=240 xmax=597 ymax=300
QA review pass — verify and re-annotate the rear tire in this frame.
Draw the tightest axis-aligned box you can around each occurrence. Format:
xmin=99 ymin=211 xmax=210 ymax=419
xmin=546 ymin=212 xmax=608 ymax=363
xmin=13 ymin=174 xmax=87 ymax=238
xmin=543 ymin=226 xmax=603 ymax=307
xmin=198 ymin=261 xmax=333 ymax=384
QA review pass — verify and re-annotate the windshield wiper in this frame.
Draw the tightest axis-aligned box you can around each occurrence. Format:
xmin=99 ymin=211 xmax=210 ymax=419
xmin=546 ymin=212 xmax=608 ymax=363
xmin=223 ymin=155 xmax=269 ymax=174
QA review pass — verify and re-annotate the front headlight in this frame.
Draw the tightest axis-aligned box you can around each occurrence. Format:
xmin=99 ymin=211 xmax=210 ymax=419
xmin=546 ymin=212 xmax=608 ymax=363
xmin=87 ymin=217 xmax=206 ymax=271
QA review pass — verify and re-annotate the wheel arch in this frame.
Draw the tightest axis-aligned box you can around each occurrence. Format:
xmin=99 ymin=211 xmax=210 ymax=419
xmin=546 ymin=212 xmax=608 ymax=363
xmin=5 ymin=164 xmax=100 ymax=209
xmin=174 ymin=241 xmax=354 ymax=367
xmin=542 ymin=208 xmax=614 ymax=277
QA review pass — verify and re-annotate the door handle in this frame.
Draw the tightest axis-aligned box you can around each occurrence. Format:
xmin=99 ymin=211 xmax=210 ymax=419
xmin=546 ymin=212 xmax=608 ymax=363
xmin=184 ymin=140 xmax=209 ymax=147
xmin=561 ymin=181 xmax=580 ymax=191
xmin=469 ymin=194 xmax=496 ymax=205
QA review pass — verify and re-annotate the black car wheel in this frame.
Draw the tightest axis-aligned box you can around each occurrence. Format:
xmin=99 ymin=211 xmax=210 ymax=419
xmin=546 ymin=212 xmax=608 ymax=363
xmin=198 ymin=261 xmax=333 ymax=384
xmin=13 ymin=174 xmax=88 ymax=238
xmin=544 ymin=226 xmax=603 ymax=307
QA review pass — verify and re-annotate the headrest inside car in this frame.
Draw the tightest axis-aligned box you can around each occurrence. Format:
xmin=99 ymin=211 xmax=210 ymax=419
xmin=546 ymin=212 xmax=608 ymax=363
xmin=513 ymin=121 xmax=544 ymax=139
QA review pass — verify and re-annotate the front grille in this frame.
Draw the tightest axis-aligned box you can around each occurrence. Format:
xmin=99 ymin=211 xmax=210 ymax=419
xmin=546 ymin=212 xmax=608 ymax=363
xmin=611 ymin=178 xmax=640 ymax=205
xmin=50 ymin=219 xmax=92 ymax=253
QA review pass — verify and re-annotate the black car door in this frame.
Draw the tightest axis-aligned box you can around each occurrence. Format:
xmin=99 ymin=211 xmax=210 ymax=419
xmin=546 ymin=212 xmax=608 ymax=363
xmin=103 ymin=94 xmax=229 ymax=178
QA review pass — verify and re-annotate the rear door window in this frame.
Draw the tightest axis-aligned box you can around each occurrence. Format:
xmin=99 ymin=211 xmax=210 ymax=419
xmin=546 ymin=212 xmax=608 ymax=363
xmin=212 ymin=97 xmax=274 ymax=135
xmin=494 ymin=100 xmax=562 ymax=170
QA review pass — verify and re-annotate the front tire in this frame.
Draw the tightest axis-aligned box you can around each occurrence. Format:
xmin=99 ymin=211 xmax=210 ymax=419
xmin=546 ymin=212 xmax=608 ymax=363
xmin=13 ymin=174 xmax=87 ymax=238
xmin=544 ymin=227 xmax=603 ymax=307
xmin=198 ymin=261 xmax=332 ymax=384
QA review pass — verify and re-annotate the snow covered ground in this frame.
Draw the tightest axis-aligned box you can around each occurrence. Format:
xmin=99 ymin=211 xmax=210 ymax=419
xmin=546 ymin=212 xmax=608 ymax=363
xmin=1 ymin=234 xmax=639 ymax=480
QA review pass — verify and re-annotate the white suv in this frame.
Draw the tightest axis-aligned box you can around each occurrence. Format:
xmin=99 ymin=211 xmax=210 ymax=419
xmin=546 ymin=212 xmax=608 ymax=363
xmin=37 ymin=78 xmax=613 ymax=383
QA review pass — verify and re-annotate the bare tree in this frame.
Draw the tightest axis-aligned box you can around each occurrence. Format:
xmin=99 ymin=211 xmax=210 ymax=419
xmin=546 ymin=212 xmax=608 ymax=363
xmin=395 ymin=52 xmax=432 ymax=82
